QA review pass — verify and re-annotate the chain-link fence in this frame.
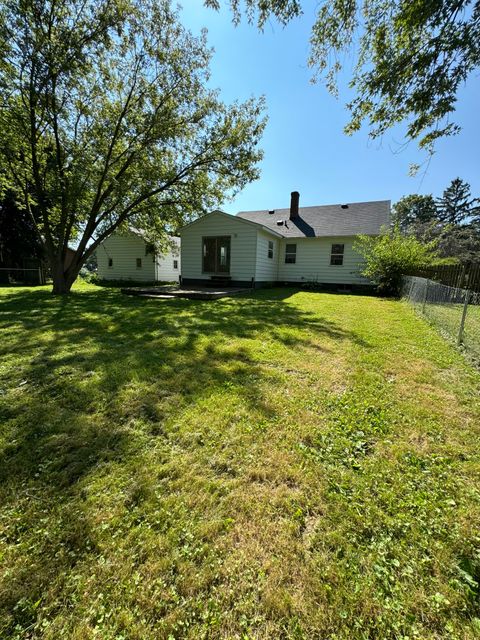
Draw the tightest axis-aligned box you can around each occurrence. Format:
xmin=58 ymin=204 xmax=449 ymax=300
xmin=0 ymin=267 xmax=46 ymax=285
xmin=403 ymin=276 xmax=480 ymax=361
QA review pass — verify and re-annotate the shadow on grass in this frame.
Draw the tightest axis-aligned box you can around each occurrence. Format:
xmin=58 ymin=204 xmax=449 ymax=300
xmin=0 ymin=286 xmax=369 ymax=482
xmin=0 ymin=286 xmax=369 ymax=632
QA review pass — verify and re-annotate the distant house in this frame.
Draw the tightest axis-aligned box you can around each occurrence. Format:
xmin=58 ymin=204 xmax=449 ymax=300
xmin=97 ymin=230 xmax=180 ymax=283
xmin=179 ymin=192 xmax=390 ymax=288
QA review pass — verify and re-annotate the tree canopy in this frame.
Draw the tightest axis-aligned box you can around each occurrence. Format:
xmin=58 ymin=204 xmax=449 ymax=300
xmin=209 ymin=0 xmax=480 ymax=154
xmin=0 ymin=190 xmax=44 ymax=267
xmin=392 ymin=178 xmax=480 ymax=263
xmin=0 ymin=0 xmax=266 ymax=293
xmin=392 ymin=195 xmax=438 ymax=232
xmin=435 ymin=224 xmax=480 ymax=262
xmin=436 ymin=177 xmax=480 ymax=225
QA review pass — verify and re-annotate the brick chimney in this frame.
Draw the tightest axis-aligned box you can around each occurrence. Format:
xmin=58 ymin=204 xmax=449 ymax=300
xmin=290 ymin=191 xmax=300 ymax=220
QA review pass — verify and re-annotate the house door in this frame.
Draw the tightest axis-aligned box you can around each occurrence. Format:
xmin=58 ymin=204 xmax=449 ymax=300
xmin=203 ymin=236 xmax=231 ymax=274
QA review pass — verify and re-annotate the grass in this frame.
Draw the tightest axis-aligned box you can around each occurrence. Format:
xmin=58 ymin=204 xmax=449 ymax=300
xmin=420 ymin=301 xmax=480 ymax=360
xmin=1 ymin=282 xmax=480 ymax=639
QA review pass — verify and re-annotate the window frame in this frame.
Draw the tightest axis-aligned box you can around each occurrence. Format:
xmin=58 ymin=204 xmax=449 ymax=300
xmin=136 ymin=257 xmax=142 ymax=269
xmin=108 ymin=258 xmax=113 ymax=268
xmin=330 ymin=243 xmax=345 ymax=266
xmin=173 ymin=259 xmax=178 ymax=270
xmin=268 ymin=240 xmax=274 ymax=259
xmin=285 ymin=243 xmax=297 ymax=264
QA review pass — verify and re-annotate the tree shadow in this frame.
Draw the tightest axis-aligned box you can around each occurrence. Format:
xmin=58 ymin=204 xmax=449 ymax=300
xmin=0 ymin=286 xmax=369 ymax=633
xmin=0 ymin=287 xmax=372 ymax=485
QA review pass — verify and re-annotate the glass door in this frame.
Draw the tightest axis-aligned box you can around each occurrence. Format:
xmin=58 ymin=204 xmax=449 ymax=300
xmin=203 ymin=236 xmax=231 ymax=274
xmin=216 ymin=236 xmax=230 ymax=273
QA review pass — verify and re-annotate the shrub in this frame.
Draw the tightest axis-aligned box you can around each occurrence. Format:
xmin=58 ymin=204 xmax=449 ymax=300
xmin=79 ymin=268 xmax=97 ymax=284
xmin=354 ymin=227 xmax=437 ymax=296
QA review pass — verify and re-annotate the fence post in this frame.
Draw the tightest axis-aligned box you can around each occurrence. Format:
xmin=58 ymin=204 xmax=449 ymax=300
xmin=457 ymin=290 xmax=471 ymax=347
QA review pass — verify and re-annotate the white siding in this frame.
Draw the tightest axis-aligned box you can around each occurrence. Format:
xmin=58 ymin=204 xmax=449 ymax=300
xmin=277 ymin=237 xmax=368 ymax=284
xmin=180 ymin=213 xmax=370 ymax=286
xmin=254 ymin=230 xmax=279 ymax=282
xmin=97 ymin=232 xmax=155 ymax=281
xmin=156 ymin=237 xmax=180 ymax=282
xmin=180 ymin=212 xmax=257 ymax=282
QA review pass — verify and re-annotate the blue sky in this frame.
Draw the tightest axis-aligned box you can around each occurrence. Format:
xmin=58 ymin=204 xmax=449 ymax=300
xmin=181 ymin=2 xmax=480 ymax=213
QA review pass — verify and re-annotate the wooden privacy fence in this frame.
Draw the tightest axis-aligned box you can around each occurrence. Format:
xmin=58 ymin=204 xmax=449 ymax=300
xmin=411 ymin=263 xmax=480 ymax=293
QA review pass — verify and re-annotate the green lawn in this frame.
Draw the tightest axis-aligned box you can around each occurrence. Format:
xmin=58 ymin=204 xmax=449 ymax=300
xmin=420 ymin=302 xmax=480 ymax=360
xmin=1 ymin=283 xmax=480 ymax=640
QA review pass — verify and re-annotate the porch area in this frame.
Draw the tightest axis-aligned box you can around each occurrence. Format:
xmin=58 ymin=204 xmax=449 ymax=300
xmin=121 ymin=285 xmax=247 ymax=300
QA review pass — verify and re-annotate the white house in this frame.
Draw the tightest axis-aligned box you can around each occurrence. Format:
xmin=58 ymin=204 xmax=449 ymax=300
xmin=179 ymin=192 xmax=390 ymax=289
xmin=97 ymin=230 xmax=180 ymax=282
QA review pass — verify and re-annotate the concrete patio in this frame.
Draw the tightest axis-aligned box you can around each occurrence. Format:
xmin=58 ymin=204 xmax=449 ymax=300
xmin=121 ymin=285 xmax=248 ymax=300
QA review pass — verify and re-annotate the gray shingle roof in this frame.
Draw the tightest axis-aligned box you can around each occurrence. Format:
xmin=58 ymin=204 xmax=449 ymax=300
xmin=236 ymin=200 xmax=390 ymax=238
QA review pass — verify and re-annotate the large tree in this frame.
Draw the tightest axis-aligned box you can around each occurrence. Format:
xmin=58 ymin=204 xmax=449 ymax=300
xmin=209 ymin=0 xmax=480 ymax=154
xmin=436 ymin=224 xmax=480 ymax=262
xmin=391 ymin=194 xmax=437 ymax=232
xmin=393 ymin=179 xmax=480 ymax=263
xmin=436 ymin=177 xmax=480 ymax=225
xmin=0 ymin=190 xmax=44 ymax=266
xmin=0 ymin=0 xmax=265 ymax=294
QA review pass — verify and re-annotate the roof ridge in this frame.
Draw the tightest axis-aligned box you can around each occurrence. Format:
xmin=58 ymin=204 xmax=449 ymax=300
xmin=233 ymin=200 xmax=390 ymax=238
xmin=236 ymin=199 xmax=391 ymax=216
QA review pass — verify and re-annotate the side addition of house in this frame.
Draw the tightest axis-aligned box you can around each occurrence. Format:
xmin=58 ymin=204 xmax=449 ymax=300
xmin=97 ymin=230 xmax=180 ymax=283
xmin=179 ymin=192 xmax=390 ymax=288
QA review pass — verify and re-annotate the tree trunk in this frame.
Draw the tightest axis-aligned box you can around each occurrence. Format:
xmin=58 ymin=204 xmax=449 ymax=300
xmin=49 ymin=247 xmax=83 ymax=295
xmin=52 ymin=269 xmax=72 ymax=294
xmin=51 ymin=260 xmax=76 ymax=295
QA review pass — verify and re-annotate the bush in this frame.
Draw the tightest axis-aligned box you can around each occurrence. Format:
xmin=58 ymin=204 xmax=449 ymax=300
xmin=354 ymin=228 xmax=437 ymax=296
xmin=79 ymin=268 xmax=97 ymax=284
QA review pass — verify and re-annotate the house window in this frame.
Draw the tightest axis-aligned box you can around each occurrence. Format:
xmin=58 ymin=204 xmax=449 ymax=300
xmin=330 ymin=244 xmax=344 ymax=266
xmin=268 ymin=241 xmax=274 ymax=259
xmin=136 ymin=258 xmax=142 ymax=268
xmin=173 ymin=259 xmax=178 ymax=270
xmin=285 ymin=244 xmax=296 ymax=264
xmin=108 ymin=258 xmax=113 ymax=268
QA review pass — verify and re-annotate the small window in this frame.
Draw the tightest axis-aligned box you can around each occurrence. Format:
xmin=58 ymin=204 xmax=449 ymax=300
xmin=285 ymin=244 xmax=296 ymax=264
xmin=173 ymin=259 xmax=178 ymax=270
xmin=136 ymin=258 xmax=142 ymax=268
xmin=330 ymin=243 xmax=344 ymax=266
xmin=108 ymin=258 xmax=113 ymax=268
xmin=268 ymin=241 xmax=274 ymax=259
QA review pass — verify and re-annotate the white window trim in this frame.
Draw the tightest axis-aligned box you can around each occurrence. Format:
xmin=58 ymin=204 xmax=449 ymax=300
xmin=285 ymin=243 xmax=297 ymax=264
xmin=330 ymin=244 xmax=345 ymax=266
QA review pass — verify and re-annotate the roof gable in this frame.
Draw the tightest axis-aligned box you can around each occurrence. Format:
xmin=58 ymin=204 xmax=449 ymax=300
xmin=104 ymin=228 xmax=180 ymax=247
xmin=179 ymin=209 xmax=283 ymax=237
